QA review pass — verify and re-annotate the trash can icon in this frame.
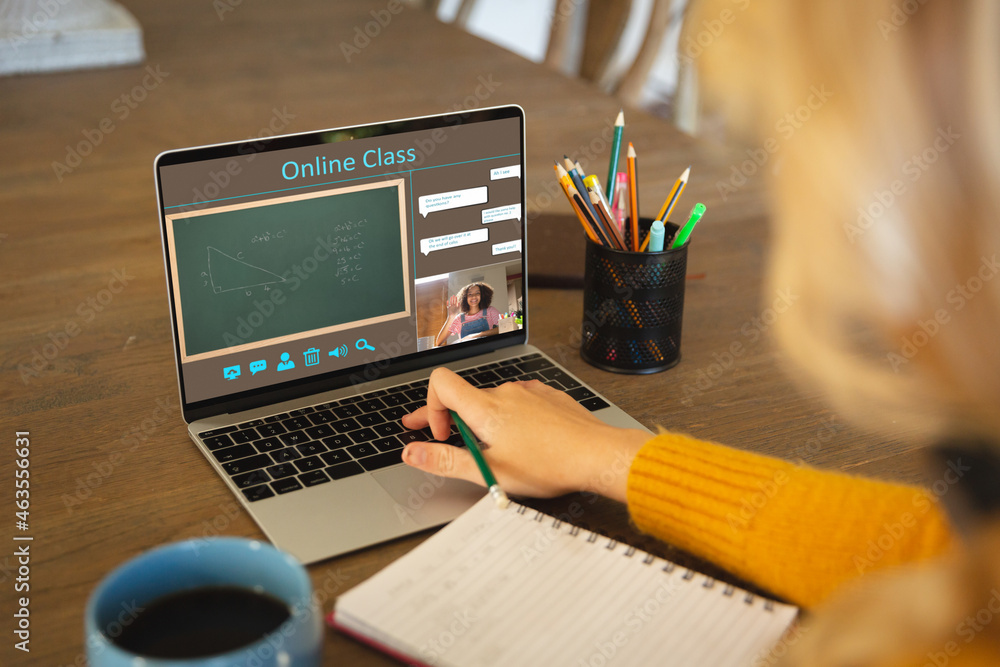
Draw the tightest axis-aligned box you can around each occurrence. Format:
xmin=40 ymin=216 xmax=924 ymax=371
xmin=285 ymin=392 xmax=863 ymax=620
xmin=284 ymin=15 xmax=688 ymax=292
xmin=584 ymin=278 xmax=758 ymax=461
xmin=303 ymin=347 xmax=320 ymax=366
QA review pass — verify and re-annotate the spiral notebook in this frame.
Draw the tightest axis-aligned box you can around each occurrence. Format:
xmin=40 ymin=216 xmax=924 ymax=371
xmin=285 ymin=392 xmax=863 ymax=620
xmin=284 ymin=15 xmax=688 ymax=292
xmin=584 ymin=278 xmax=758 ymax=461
xmin=329 ymin=495 xmax=799 ymax=667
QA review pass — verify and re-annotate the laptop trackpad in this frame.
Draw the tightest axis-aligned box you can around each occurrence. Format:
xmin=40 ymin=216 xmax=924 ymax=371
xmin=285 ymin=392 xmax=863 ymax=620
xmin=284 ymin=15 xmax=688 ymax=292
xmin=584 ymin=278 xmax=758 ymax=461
xmin=372 ymin=466 xmax=484 ymax=526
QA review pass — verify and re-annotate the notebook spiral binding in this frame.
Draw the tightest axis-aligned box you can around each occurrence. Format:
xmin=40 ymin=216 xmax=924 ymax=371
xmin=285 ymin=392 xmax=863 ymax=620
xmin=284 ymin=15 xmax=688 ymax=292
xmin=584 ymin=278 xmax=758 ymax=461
xmin=511 ymin=501 xmax=775 ymax=612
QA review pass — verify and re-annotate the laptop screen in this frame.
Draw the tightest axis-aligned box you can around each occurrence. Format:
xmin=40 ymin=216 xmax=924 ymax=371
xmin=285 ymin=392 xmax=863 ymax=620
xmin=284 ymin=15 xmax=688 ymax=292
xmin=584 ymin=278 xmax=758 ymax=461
xmin=156 ymin=106 xmax=526 ymax=415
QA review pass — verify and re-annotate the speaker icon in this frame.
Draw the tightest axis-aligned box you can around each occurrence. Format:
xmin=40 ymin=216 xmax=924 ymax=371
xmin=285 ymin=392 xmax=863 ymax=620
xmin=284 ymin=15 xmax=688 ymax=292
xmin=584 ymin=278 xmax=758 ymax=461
xmin=329 ymin=344 xmax=349 ymax=359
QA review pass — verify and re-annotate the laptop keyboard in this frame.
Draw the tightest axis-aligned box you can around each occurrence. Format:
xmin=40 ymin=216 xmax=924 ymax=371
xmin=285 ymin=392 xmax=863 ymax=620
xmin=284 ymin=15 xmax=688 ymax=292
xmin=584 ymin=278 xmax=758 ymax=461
xmin=197 ymin=353 xmax=610 ymax=503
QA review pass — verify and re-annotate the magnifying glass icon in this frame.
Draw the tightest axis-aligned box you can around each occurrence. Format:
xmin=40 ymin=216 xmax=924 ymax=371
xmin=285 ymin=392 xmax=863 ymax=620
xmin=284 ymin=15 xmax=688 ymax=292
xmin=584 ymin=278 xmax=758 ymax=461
xmin=356 ymin=338 xmax=376 ymax=352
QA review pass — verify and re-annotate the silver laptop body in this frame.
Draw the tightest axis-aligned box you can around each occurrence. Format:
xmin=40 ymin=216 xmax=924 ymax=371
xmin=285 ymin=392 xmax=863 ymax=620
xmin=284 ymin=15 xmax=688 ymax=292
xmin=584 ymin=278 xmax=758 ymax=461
xmin=154 ymin=106 xmax=648 ymax=564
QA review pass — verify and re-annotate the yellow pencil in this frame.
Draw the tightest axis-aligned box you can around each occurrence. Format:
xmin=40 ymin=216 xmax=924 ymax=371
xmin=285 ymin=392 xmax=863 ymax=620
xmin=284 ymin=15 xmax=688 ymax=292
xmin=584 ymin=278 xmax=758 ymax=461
xmin=655 ymin=166 xmax=690 ymax=222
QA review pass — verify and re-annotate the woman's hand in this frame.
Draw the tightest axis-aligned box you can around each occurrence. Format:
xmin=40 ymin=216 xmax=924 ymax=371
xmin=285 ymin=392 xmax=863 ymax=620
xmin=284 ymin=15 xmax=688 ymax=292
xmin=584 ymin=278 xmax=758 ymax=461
xmin=400 ymin=368 xmax=649 ymax=501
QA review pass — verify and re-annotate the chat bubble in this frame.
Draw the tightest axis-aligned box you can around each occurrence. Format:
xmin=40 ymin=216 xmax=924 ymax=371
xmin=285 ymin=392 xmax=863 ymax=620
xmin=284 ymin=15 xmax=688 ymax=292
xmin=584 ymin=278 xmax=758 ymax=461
xmin=482 ymin=203 xmax=521 ymax=225
xmin=490 ymin=165 xmax=521 ymax=180
xmin=420 ymin=228 xmax=489 ymax=256
xmin=492 ymin=240 xmax=522 ymax=256
xmin=250 ymin=360 xmax=266 ymax=375
xmin=418 ymin=186 xmax=488 ymax=218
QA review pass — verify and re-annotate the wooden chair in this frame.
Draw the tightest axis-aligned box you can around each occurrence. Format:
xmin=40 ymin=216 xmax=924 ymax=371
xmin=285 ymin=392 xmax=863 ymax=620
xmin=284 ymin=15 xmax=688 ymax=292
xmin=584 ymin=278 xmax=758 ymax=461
xmin=426 ymin=0 xmax=696 ymax=132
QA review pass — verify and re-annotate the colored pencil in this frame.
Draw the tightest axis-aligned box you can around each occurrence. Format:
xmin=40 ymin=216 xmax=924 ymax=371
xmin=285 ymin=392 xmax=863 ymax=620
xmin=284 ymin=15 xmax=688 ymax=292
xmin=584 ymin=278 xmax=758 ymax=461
xmin=589 ymin=189 xmax=626 ymax=250
xmin=606 ymin=110 xmax=624 ymax=201
xmin=555 ymin=163 xmax=609 ymax=246
xmin=626 ymin=143 xmax=639 ymax=250
xmin=450 ymin=411 xmax=509 ymax=509
xmin=655 ymin=166 xmax=690 ymax=223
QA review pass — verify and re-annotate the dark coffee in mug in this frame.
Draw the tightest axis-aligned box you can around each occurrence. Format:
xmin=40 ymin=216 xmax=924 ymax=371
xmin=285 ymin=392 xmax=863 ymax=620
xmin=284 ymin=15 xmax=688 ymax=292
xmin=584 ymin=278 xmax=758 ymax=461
xmin=110 ymin=585 xmax=292 ymax=659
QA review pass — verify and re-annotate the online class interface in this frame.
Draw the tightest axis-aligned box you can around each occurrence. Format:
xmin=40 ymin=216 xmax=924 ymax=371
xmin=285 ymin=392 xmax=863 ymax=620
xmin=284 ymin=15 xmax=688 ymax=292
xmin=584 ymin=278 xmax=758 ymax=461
xmin=158 ymin=112 xmax=525 ymax=405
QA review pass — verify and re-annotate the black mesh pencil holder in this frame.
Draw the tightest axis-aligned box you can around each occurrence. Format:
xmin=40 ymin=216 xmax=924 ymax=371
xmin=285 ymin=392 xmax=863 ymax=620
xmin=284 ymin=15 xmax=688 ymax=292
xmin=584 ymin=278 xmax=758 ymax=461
xmin=581 ymin=221 xmax=687 ymax=374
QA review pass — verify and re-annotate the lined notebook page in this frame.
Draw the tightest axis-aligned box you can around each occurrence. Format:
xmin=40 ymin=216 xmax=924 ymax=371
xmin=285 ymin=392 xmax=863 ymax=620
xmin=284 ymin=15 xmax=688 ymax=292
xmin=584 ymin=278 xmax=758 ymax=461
xmin=335 ymin=495 xmax=798 ymax=667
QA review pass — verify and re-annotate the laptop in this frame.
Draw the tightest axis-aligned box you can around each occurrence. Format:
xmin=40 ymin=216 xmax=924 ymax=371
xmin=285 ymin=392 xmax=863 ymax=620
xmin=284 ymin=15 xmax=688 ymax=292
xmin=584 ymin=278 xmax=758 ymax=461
xmin=154 ymin=105 xmax=650 ymax=564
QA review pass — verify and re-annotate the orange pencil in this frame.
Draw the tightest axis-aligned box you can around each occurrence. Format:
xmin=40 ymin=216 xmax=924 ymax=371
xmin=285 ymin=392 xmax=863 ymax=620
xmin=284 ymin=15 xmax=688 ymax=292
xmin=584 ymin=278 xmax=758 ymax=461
xmin=626 ymin=143 xmax=639 ymax=250
xmin=555 ymin=163 xmax=602 ymax=244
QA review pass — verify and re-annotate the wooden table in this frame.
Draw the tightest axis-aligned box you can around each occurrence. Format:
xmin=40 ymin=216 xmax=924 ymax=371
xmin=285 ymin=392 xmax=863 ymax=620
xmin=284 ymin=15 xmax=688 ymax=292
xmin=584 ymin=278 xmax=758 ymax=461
xmin=0 ymin=1 xmax=931 ymax=664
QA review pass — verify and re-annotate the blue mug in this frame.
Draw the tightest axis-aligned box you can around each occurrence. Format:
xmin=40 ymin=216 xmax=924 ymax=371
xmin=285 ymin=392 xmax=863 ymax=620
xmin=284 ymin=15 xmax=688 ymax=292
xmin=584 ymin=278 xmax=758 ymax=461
xmin=86 ymin=538 xmax=322 ymax=666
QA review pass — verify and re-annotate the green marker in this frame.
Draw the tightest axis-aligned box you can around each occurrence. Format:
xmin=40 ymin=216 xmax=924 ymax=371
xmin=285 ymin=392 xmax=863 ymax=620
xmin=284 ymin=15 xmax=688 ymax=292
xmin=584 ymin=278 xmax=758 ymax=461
xmin=670 ymin=203 xmax=706 ymax=249
xmin=450 ymin=410 xmax=510 ymax=509
xmin=605 ymin=110 xmax=624 ymax=201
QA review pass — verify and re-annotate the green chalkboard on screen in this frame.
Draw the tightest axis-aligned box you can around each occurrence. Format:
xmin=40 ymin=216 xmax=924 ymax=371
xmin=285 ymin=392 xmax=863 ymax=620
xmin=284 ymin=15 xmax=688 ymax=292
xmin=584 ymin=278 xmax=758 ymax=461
xmin=165 ymin=180 xmax=411 ymax=360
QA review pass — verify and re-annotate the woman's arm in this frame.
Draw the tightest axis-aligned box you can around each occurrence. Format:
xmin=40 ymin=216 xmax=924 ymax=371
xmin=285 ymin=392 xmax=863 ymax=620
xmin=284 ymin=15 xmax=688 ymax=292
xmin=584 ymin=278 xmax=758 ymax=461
xmin=401 ymin=369 xmax=955 ymax=608
xmin=434 ymin=296 xmax=461 ymax=347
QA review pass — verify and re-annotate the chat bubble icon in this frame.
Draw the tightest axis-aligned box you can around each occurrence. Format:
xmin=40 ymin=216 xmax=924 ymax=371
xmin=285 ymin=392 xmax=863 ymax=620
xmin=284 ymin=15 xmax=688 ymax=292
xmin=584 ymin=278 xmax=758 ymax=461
xmin=418 ymin=186 xmax=488 ymax=218
xmin=250 ymin=360 xmax=267 ymax=375
xmin=482 ymin=203 xmax=521 ymax=224
xmin=492 ymin=240 xmax=522 ymax=256
xmin=490 ymin=165 xmax=521 ymax=180
xmin=420 ymin=228 xmax=489 ymax=256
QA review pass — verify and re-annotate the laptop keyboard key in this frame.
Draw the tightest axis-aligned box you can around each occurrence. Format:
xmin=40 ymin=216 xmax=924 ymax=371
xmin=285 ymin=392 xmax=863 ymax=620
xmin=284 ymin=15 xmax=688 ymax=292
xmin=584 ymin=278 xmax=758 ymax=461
xmin=282 ymin=416 xmax=312 ymax=431
xmin=382 ymin=392 xmax=408 ymax=406
xmin=358 ymin=450 xmax=403 ymax=471
xmin=398 ymin=430 xmax=423 ymax=445
xmin=272 ymin=448 xmax=301 ymax=463
xmin=381 ymin=406 xmax=409 ymax=421
xmin=299 ymin=470 xmax=330 ymax=487
xmin=516 ymin=357 xmax=553 ymax=373
xmin=322 ymin=435 xmax=353 ymax=450
xmin=256 ymin=422 xmax=286 ymax=437
xmin=326 ymin=461 xmax=365 ymax=479
xmin=472 ymin=370 xmax=501 ymax=385
xmin=373 ymin=422 xmax=404 ymax=437
xmin=231 ymin=429 xmax=258 ymax=444
xmin=347 ymin=443 xmax=378 ymax=459
xmin=321 ymin=449 xmax=352 ymax=466
xmin=581 ymin=396 xmax=611 ymax=411
xmin=356 ymin=412 xmax=386 ymax=427
xmin=358 ymin=398 xmax=387 ymax=412
xmin=373 ymin=436 xmax=403 ymax=452
xmin=213 ymin=443 xmax=256 ymax=463
xmin=232 ymin=470 xmax=271 ymax=488
xmin=267 ymin=463 xmax=297 ymax=479
xmin=566 ymin=386 xmax=596 ymax=402
xmin=202 ymin=434 xmax=234 ymax=450
xmin=199 ymin=425 xmax=237 ymax=438
xmin=330 ymin=417 xmax=360 ymax=433
xmin=294 ymin=455 xmax=324 ymax=473
xmin=333 ymin=404 xmax=361 ymax=419
xmin=239 ymin=419 xmax=265 ymax=429
xmin=305 ymin=424 xmax=334 ymax=439
xmin=272 ymin=477 xmax=303 ymax=495
xmin=309 ymin=410 xmax=335 ymax=424
xmin=242 ymin=485 xmax=275 ymax=502
xmin=297 ymin=441 xmax=327 ymax=457
xmin=494 ymin=365 xmax=521 ymax=379
xmin=254 ymin=437 xmax=284 ymax=453
xmin=222 ymin=453 xmax=273 ymax=475
xmin=279 ymin=431 xmax=310 ymax=447
xmin=347 ymin=428 xmax=378 ymax=444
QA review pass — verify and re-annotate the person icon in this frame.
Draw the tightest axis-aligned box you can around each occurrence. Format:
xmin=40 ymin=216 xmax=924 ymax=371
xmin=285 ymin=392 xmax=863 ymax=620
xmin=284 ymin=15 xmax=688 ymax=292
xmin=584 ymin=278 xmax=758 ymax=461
xmin=276 ymin=352 xmax=295 ymax=371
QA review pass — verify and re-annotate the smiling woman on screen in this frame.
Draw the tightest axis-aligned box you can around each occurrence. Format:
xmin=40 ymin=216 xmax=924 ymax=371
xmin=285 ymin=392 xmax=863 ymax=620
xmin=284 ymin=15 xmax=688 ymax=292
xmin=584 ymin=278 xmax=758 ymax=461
xmin=434 ymin=282 xmax=501 ymax=347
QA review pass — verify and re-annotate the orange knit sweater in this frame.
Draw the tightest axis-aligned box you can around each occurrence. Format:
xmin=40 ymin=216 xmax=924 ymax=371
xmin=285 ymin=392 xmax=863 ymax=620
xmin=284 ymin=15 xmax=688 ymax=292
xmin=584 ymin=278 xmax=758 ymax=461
xmin=626 ymin=432 xmax=954 ymax=609
xmin=624 ymin=433 xmax=1000 ymax=665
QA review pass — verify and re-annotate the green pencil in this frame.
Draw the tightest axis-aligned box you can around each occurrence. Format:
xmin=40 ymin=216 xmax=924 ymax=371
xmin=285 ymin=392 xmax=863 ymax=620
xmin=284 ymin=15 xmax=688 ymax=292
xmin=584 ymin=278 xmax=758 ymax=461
xmin=450 ymin=410 xmax=510 ymax=509
xmin=605 ymin=110 xmax=624 ymax=201
xmin=670 ymin=203 xmax=706 ymax=249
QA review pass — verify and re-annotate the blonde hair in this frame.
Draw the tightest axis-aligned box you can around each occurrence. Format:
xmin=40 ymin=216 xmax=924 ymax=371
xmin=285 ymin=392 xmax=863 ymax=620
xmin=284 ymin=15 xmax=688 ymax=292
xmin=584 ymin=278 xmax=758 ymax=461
xmin=687 ymin=0 xmax=1000 ymax=437
xmin=682 ymin=3 xmax=1000 ymax=663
